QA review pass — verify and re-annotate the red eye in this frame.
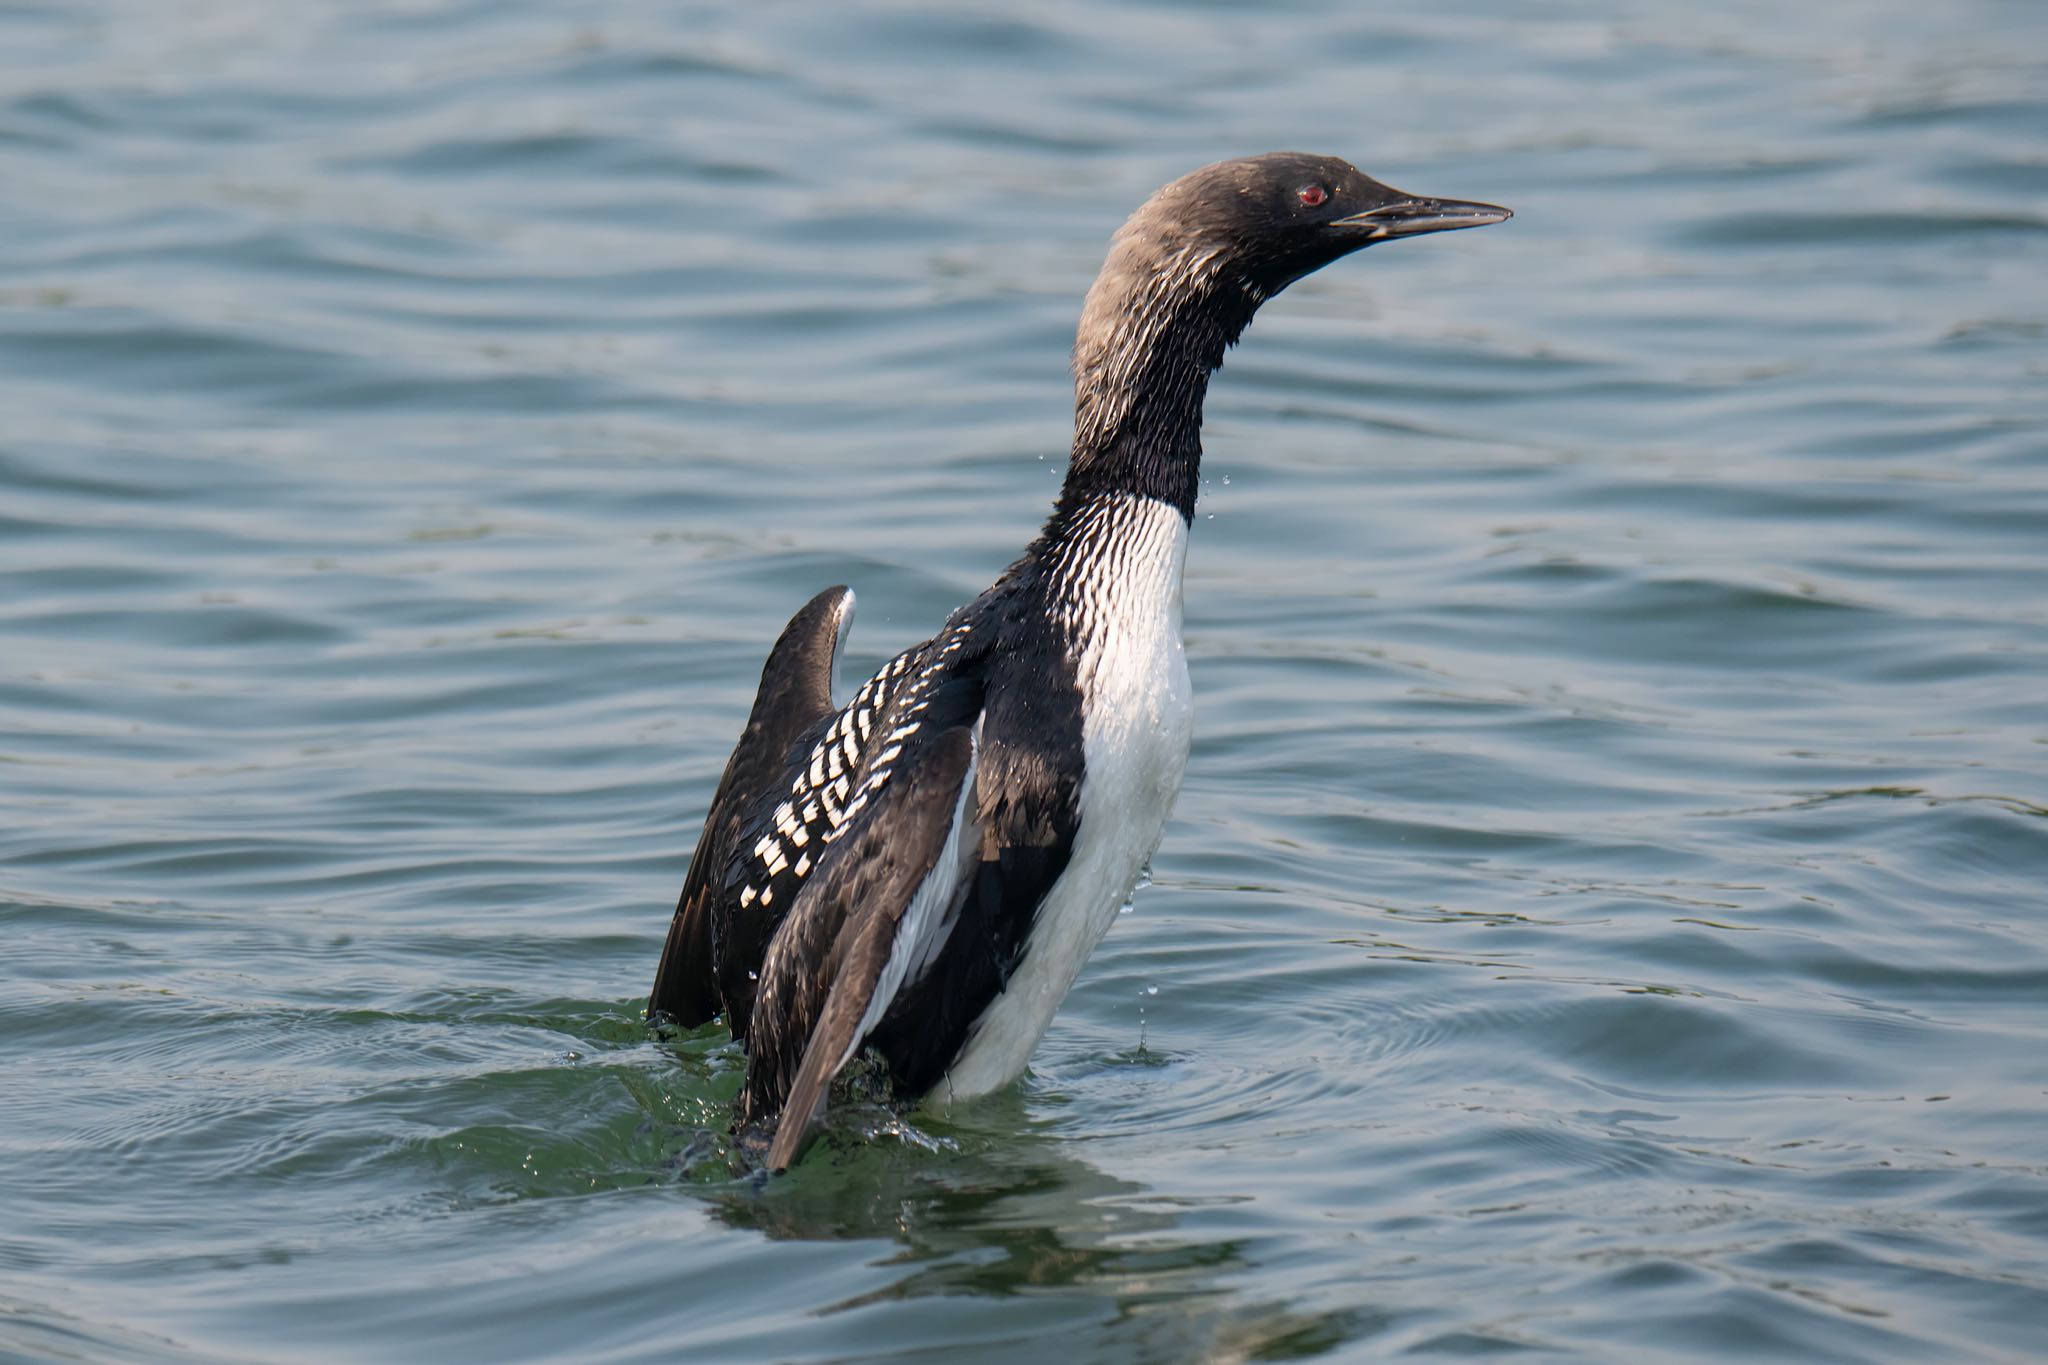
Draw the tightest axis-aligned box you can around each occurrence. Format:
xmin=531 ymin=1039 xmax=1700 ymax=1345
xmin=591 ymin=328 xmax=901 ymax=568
xmin=1298 ymin=184 xmax=1328 ymax=208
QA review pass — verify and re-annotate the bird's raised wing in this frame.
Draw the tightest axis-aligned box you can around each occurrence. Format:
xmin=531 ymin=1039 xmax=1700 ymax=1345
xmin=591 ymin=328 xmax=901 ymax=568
xmin=648 ymin=586 xmax=852 ymax=1026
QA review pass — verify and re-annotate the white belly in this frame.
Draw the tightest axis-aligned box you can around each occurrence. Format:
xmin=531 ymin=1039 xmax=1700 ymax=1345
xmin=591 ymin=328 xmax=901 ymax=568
xmin=935 ymin=497 xmax=1192 ymax=1101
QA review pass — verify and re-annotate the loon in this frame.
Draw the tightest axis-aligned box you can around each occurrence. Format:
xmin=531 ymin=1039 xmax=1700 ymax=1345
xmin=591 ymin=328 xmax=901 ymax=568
xmin=649 ymin=152 xmax=1509 ymax=1169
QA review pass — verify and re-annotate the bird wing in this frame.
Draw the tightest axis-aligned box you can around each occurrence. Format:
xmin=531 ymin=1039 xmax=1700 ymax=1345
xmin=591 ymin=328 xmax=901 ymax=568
xmin=747 ymin=724 xmax=980 ymax=1171
xmin=648 ymin=585 xmax=852 ymax=1025
xmin=860 ymin=645 xmax=1084 ymax=1096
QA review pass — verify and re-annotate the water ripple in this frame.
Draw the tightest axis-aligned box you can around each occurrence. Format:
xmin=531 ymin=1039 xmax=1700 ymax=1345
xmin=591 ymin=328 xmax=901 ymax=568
xmin=2 ymin=0 xmax=2045 ymax=1360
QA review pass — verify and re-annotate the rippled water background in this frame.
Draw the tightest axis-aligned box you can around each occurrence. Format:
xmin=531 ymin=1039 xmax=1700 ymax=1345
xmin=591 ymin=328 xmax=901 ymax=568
xmin=4 ymin=0 xmax=2046 ymax=1359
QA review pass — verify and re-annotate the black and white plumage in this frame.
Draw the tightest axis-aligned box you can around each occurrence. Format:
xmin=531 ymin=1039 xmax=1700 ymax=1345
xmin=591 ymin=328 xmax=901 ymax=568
xmin=648 ymin=152 xmax=1510 ymax=1169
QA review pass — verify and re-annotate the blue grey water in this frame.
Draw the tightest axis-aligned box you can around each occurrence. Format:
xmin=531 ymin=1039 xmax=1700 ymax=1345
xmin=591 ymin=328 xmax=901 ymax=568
xmin=2 ymin=0 xmax=2045 ymax=1360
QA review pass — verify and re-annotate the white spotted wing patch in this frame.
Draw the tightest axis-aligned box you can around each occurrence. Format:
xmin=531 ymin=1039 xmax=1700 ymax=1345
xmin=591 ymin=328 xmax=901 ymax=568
xmin=731 ymin=619 xmax=975 ymax=917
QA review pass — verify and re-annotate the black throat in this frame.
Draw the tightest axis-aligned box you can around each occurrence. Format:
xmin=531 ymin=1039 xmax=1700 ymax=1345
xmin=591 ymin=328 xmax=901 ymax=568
xmin=1056 ymin=248 xmax=1263 ymax=522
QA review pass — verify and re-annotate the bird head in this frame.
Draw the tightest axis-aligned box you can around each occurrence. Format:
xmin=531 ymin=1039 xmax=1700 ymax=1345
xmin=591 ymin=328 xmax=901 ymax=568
xmin=1143 ymin=151 xmax=1512 ymax=297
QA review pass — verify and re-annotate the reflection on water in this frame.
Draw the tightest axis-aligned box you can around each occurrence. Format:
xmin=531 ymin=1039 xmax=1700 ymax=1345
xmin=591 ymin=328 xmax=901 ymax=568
xmin=676 ymin=1088 xmax=1376 ymax=1361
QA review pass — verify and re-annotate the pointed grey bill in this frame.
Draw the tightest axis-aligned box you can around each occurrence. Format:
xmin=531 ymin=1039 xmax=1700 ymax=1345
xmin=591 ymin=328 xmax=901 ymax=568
xmin=1333 ymin=196 xmax=1513 ymax=239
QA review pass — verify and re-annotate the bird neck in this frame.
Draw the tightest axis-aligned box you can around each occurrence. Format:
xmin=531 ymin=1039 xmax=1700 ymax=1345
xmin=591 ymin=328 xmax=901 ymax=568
xmin=1056 ymin=240 xmax=1261 ymax=522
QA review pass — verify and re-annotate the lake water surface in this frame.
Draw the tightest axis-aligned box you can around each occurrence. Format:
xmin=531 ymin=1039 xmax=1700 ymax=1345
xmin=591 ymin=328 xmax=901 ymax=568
xmin=3 ymin=1 xmax=2046 ymax=1360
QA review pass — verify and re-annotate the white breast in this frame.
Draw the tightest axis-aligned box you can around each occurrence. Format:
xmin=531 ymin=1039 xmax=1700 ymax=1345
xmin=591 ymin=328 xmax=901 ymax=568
xmin=935 ymin=496 xmax=1193 ymax=1101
